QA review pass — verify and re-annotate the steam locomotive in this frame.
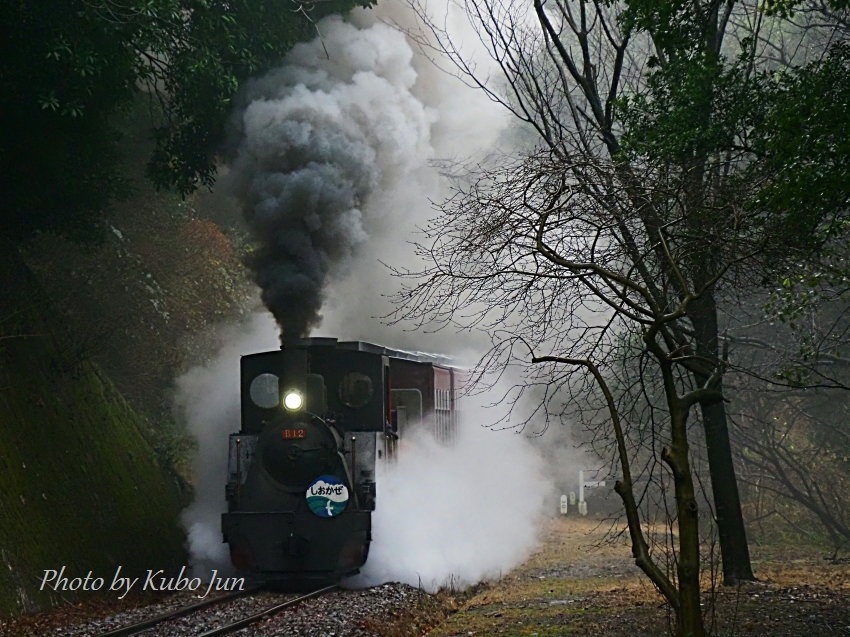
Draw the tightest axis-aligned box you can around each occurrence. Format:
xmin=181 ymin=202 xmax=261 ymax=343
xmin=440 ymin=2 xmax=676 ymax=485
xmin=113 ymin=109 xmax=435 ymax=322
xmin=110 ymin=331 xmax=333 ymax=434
xmin=221 ymin=337 xmax=462 ymax=587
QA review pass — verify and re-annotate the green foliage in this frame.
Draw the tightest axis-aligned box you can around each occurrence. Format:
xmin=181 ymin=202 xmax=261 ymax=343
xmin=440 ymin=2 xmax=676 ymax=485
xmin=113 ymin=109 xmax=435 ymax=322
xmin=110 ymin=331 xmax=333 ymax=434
xmin=617 ymin=55 xmax=758 ymax=164
xmin=619 ymin=0 xmax=710 ymax=55
xmin=748 ymin=43 xmax=850 ymax=256
xmin=1 ymin=0 xmax=374 ymax=243
xmin=1 ymin=2 xmax=134 ymax=242
xmin=616 ymin=2 xmax=765 ymax=171
xmin=753 ymin=43 xmax=850 ymax=368
xmin=762 ymin=0 xmax=849 ymax=18
xmin=617 ymin=22 xmax=850 ymax=284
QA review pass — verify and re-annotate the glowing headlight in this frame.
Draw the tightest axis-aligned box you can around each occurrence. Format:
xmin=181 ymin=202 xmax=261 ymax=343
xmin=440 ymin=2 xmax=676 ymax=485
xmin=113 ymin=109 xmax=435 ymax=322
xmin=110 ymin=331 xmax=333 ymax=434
xmin=283 ymin=391 xmax=303 ymax=411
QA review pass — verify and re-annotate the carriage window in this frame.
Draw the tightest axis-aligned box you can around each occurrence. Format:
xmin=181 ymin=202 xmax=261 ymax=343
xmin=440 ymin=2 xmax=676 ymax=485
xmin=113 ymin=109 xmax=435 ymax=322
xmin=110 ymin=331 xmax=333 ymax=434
xmin=339 ymin=372 xmax=374 ymax=408
xmin=391 ymin=389 xmax=422 ymax=432
xmin=435 ymin=388 xmax=455 ymax=444
xmin=249 ymin=373 xmax=279 ymax=408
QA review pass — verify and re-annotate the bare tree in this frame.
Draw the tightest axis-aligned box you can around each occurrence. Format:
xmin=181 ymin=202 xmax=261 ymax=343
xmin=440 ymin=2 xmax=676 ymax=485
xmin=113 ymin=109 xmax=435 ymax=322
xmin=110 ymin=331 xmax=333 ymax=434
xmin=724 ymin=288 xmax=850 ymax=557
xmin=394 ymin=148 xmax=750 ymax=634
xmin=732 ymin=390 xmax=850 ymax=557
xmin=399 ymin=0 xmax=769 ymax=584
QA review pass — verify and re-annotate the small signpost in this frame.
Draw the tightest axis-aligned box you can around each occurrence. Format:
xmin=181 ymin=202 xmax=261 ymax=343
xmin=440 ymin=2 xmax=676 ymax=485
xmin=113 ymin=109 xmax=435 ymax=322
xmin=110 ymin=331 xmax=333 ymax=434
xmin=559 ymin=472 xmax=608 ymax=516
xmin=577 ymin=470 xmax=607 ymax=516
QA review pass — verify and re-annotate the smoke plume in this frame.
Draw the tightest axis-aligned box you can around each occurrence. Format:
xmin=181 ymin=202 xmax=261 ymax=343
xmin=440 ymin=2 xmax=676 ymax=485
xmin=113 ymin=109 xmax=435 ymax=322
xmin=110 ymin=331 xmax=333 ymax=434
xmin=226 ymin=15 xmax=434 ymax=342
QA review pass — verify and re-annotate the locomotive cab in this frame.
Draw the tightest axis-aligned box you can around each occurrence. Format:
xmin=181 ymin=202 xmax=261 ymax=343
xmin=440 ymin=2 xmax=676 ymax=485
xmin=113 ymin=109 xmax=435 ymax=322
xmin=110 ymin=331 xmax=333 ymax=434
xmin=221 ymin=338 xmax=462 ymax=588
xmin=221 ymin=341 xmax=386 ymax=586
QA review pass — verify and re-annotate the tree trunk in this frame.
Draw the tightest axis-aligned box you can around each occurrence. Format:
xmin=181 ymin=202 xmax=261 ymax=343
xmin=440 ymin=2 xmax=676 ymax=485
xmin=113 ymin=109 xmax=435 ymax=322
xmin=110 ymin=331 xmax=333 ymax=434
xmin=690 ymin=292 xmax=756 ymax=584
xmin=664 ymin=406 xmax=706 ymax=637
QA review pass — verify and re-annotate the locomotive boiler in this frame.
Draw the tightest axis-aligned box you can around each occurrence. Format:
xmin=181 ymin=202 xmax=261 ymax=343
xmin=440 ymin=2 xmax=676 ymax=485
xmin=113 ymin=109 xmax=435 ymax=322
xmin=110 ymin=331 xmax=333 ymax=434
xmin=221 ymin=337 xmax=462 ymax=587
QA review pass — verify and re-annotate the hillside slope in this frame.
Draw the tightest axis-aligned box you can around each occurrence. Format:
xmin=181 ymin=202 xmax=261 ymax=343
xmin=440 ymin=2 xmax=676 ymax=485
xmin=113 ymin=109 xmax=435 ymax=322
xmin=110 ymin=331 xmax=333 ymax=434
xmin=0 ymin=246 xmax=186 ymax=616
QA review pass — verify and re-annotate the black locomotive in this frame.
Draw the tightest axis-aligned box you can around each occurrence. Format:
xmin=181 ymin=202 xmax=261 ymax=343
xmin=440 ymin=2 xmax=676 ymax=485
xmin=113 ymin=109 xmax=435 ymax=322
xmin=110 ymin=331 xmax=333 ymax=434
xmin=221 ymin=337 xmax=462 ymax=587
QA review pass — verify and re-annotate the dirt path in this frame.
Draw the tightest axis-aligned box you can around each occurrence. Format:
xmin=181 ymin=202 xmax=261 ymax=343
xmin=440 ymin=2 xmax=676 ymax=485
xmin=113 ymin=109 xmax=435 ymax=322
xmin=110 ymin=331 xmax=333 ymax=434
xmin=427 ymin=516 xmax=850 ymax=636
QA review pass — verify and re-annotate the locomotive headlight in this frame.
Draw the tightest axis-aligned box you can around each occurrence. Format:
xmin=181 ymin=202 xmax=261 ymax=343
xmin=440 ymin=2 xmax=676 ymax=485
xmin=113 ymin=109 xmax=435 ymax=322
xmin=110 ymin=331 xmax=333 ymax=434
xmin=283 ymin=390 xmax=304 ymax=411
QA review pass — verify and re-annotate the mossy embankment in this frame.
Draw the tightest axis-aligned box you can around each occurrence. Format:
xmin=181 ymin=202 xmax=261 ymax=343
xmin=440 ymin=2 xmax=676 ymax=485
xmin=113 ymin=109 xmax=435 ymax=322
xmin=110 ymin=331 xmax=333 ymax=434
xmin=0 ymin=247 xmax=186 ymax=617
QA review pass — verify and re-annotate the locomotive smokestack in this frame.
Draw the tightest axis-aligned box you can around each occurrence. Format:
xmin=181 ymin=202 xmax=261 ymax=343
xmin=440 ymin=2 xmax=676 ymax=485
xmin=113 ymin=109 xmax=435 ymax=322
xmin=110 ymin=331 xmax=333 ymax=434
xmin=225 ymin=16 xmax=432 ymax=341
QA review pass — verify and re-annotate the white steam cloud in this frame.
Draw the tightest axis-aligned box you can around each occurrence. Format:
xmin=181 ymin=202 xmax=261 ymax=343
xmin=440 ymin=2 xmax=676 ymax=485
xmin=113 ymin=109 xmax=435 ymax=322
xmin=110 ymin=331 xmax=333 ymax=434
xmin=176 ymin=312 xmax=279 ymax=574
xmin=353 ymin=407 xmax=549 ymax=592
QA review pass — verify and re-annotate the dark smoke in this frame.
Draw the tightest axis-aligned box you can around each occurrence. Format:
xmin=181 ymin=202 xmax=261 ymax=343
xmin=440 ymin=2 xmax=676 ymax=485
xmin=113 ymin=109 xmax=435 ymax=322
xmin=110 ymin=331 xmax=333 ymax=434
xmin=226 ymin=16 xmax=429 ymax=341
xmin=240 ymin=148 xmax=372 ymax=341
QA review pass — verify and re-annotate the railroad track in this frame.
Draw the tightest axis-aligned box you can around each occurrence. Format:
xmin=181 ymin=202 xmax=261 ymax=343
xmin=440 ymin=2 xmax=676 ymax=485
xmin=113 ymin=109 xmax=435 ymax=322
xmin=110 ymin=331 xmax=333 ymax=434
xmin=97 ymin=584 xmax=338 ymax=637
xmin=195 ymin=585 xmax=338 ymax=637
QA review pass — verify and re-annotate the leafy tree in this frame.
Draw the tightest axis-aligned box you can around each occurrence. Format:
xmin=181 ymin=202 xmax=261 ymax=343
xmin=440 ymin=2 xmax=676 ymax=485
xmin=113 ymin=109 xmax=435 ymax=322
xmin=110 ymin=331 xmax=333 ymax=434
xmin=754 ymin=42 xmax=850 ymax=322
xmin=728 ymin=43 xmax=850 ymax=554
xmin=0 ymin=0 xmax=373 ymax=243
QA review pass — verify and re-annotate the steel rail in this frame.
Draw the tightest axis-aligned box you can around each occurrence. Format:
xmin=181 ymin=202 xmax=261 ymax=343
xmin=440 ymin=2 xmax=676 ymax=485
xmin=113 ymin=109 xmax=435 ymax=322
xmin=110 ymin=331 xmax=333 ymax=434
xmin=97 ymin=585 xmax=260 ymax=637
xmin=194 ymin=585 xmax=339 ymax=637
